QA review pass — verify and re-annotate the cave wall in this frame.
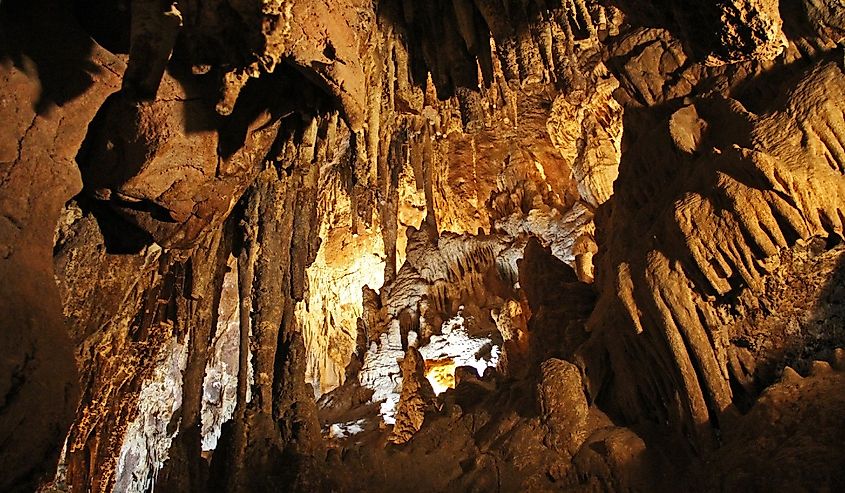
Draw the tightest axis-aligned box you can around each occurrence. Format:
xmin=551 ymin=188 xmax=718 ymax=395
xmin=1 ymin=0 xmax=844 ymax=491
xmin=0 ymin=3 xmax=125 ymax=489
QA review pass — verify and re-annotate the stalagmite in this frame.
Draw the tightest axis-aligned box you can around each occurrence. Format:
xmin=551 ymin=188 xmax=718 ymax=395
xmin=387 ymin=347 xmax=435 ymax=444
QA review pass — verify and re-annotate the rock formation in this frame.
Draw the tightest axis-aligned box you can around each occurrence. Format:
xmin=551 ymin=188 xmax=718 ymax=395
xmin=1 ymin=0 xmax=845 ymax=491
xmin=387 ymin=347 xmax=435 ymax=444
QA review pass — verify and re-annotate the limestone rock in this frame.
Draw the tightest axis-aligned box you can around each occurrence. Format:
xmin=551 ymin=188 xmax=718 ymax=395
xmin=710 ymin=362 xmax=845 ymax=490
xmin=388 ymin=347 xmax=435 ymax=444
xmin=4 ymin=0 xmax=845 ymax=491
xmin=586 ymin=61 xmax=845 ymax=445
xmin=802 ymin=0 xmax=845 ymax=43
xmin=536 ymin=358 xmax=589 ymax=456
xmin=78 ymin=77 xmax=280 ymax=249
xmin=701 ymin=0 xmax=788 ymax=65
xmin=669 ymin=104 xmax=709 ymax=154
xmin=569 ymin=426 xmax=661 ymax=492
xmin=0 ymin=2 xmax=124 ymax=488
xmin=547 ymin=64 xmax=623 ymax=207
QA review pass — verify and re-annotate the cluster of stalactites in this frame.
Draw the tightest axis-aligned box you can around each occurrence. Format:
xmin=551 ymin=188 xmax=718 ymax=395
xmin=391 ymin=0 xmax=606 ymax=98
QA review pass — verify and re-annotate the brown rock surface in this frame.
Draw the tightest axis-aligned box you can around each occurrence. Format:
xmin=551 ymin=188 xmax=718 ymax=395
xmin=710 ymin=358 xmax=845 ymax=489
xmin=388 ymin=347 xmax=435 ymax=444
xmin=536 ymin=358 xmax=588 ymax=456
xmin=0 ymin=1 xmax=123 ymax=489
xmin=2 ymin=0 xmax=845 ymax=491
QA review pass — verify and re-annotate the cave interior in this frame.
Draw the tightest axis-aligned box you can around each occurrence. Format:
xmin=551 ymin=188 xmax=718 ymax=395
xmin=1 ymin=0 xmax=845 ymax=491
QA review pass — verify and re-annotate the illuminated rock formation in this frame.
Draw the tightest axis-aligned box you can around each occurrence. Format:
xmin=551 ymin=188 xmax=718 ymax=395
xmin=2 ymin=0 xmax=845 ymax=491
xmin=387 ymin=347 xmax=435 ymax=444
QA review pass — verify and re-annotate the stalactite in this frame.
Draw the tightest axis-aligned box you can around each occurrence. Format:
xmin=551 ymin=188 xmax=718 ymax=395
xmin=8 ymin=0 xmax=845 ymax=491
xmin=125 ymin=0 xmax=182 ymax=99
xmin=573 ymin=0 xmax=596 ymax=40
xmin=453 ymin=0 xmax=478 ymax=53
xmin=156 ymin=225 xmax=230 ymax=491
xmin=516 ymin=22 xmax=544 ymax=86
xmin=222 ymin=179 xmax=257 ymax=492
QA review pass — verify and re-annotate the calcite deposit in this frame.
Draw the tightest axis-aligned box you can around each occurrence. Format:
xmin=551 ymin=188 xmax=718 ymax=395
xmin=2 ymin=0 xmax=845 ymax=491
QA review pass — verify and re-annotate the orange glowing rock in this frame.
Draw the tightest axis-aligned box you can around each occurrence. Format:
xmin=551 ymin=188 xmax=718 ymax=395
xmin=424 ymin=358 xmax=456 ymax=395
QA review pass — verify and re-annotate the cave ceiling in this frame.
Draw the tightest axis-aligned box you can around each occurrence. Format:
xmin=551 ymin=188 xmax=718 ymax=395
xmin=1 ymin=0 xmax=845 ymax=491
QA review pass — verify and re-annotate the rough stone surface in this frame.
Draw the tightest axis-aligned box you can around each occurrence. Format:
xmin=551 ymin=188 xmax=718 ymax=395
xmin=2 ymin=0 xmax=845 ymax=491
xmin=387 ymin=347 xmax=435 ymax=444
xmin=536 ymin=358 xmax=589 ymax=456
